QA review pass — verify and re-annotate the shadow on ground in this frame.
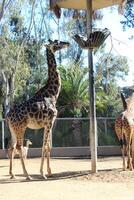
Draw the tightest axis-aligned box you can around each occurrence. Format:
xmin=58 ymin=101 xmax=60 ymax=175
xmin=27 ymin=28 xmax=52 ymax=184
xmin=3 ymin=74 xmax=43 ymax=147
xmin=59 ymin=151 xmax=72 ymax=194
xmin=0 ymin=170 xmax=90 ymax=184
xmin=1 ymin=168 xmax=134 ymax=184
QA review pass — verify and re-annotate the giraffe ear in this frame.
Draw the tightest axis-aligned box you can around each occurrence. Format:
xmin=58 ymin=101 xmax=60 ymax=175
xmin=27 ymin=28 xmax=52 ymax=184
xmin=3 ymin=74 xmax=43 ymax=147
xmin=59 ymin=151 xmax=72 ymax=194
xmin=44 ymin=40 xmax=53 ymax=46
xmin=48 ymin=39 xmax=53 ymax=43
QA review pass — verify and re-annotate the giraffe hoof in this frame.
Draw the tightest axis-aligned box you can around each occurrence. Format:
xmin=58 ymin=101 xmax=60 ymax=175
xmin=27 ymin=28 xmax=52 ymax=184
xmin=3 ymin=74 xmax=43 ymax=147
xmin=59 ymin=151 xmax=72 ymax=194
xmin=10 ymin=175 xmax=16 ymax=179
xmin=26 ymin=176 xmax=32 ymax=181
xmin=47 ymin=168 xmax=52 ymax=177
xmin=41 ymin=174 xmax=48 ymax=180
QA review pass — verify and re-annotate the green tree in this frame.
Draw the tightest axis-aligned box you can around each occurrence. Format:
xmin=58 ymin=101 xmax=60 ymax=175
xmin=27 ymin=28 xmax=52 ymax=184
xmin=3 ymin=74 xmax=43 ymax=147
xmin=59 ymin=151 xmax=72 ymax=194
xmin=58 ymin=63 xmax=89 ymax=117
xmin=121 ymin=0 xmax=134 ymax=30
xmin=95 ymin=53 xmax=129 ymax=116
xmin=0 ymin=0 xmax=36 ymax=116
xmin=0 ymin=35 xmax=30 ymax=116
xmin=57 ymin=63 xmax=89 ymax=146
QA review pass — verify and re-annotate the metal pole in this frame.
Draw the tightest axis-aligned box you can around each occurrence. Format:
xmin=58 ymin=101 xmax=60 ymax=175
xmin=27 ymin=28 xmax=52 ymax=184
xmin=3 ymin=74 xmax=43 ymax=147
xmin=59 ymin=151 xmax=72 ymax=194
xmin=86 ymin=0 xmax=97 ymax=173
xmin=2 ymin=120 xmax=5 ymax=149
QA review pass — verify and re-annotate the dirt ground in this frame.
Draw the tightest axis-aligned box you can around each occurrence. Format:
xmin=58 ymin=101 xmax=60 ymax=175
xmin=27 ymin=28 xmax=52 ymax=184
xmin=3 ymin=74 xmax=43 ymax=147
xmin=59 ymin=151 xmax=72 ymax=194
xmin=1 ymin=157 xmax=134 ymax=200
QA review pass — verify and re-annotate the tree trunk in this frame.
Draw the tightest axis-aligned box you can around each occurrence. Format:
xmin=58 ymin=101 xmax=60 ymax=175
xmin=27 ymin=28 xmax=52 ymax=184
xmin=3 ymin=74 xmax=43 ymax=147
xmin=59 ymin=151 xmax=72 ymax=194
xmin=72 ymin=118 xmax=82 ymax=146
xmin=2 ymin=70 xmax=15 ymax=117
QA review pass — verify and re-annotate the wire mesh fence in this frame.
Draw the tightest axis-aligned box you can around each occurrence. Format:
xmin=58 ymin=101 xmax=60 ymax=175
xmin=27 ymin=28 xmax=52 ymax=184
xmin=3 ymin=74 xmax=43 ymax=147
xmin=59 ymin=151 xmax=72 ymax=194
xmin=0 ymin=117 xmax=119 ymax=149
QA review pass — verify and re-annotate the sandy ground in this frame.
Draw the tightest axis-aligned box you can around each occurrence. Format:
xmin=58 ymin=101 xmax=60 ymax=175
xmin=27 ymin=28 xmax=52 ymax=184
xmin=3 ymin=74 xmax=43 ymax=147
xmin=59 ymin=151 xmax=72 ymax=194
xmin=1 ymin=157 xmax=134 ymax=200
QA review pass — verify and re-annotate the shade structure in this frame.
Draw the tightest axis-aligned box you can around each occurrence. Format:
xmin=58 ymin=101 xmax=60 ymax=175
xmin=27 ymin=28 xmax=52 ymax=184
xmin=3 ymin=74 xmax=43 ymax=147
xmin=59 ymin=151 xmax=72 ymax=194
xmin=50 ymin=0 xmax=123 ymax=11
xmin=49 ymin=0 xmax=125 ymax=173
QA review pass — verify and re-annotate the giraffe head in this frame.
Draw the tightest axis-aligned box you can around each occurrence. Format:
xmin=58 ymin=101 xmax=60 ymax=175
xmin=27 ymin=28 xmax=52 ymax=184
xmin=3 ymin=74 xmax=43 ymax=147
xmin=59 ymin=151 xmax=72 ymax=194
xmin=45 ymin=39 xmax=70 ymax=53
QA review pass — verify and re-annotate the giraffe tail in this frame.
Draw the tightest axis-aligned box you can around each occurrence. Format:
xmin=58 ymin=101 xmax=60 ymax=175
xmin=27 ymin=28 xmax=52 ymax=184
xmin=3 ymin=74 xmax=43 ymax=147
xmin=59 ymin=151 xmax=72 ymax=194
xmin=119 ymin=135 xmax=126 ymax=148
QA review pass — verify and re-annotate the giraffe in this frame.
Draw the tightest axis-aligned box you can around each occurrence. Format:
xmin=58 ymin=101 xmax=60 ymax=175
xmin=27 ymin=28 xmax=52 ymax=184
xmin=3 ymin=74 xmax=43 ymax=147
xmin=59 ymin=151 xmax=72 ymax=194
xmin=115 ymin=92 xmax=134 ymax=170
xmin=6 ymin=39 xmax=70 ymax=180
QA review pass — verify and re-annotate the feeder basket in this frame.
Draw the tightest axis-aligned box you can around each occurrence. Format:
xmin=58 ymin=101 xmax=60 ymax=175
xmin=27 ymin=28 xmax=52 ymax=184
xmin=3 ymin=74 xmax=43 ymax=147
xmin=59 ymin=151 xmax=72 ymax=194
xmin=73 ymin=28 xmax=111 ymax=50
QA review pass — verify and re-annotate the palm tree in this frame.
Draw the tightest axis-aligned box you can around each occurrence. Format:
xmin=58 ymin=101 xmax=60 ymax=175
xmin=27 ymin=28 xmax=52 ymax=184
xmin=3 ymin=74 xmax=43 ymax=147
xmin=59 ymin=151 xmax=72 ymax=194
xmin=58 ymin=63 xmax=89 ymax=117
xmin=57 ymin=63 xmax=89 ymax=146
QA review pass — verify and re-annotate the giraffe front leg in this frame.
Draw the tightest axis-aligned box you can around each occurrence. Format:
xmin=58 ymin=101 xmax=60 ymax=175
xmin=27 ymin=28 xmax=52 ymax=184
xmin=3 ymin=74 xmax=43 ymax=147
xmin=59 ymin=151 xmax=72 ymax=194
xmin=40 ymin=145 xmax=51 ymax=179
xmin=40 ymin=147 xmax=48 ymax=179
xmin=40 ymin=124 xmax=52 ymax=179
xmin=46 ymin=144 xmax=52 ymax=177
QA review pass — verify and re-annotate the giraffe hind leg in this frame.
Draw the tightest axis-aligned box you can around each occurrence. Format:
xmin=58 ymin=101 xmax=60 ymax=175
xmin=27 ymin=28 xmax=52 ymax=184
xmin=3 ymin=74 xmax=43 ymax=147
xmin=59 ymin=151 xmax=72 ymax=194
xmin=119 ymin=138 xmax=126 ymax=170
xmin=131 ymin=132 xmax=134 ymax=168
xmin=127 ymin=138 xmax=133 ymax=170
xmin=17 ymin=147 xmax=32 ymax=180
xmin=8 ymin=127 xmax=17 ymax=179
xmin=10 ymin=126 xmax=31 ymax=180
xmin=9 ymin=148 xmax=16 ymax=179
xmin=16 ymin=138 xmax=32 ymax=180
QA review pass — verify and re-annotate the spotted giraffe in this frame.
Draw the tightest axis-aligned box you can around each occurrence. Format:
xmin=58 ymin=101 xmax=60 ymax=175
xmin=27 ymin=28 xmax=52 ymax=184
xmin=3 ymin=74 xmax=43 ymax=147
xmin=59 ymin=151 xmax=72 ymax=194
xmin=115 ymin=92 xmax=134 ymax=170
xmin=6 ymin=40 xmax=70 ymax=180
xmin=115 ymin=114 xmax=130 ymax=170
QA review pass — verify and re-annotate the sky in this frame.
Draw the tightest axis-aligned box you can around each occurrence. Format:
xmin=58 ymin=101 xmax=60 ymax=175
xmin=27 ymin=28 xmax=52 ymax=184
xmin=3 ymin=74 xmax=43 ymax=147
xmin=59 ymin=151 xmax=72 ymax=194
xmin=20 ymin=3 xmax=134 ymax=87
xmin=98 ymin=6 xmax=134 ymax=87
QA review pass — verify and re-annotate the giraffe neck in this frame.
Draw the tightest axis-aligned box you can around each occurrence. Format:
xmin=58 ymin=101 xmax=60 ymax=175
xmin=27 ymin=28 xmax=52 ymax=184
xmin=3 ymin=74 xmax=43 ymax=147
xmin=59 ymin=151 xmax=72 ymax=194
xmin=47 ymin=48 xmax=57 ymax=76
xmin=45 ymin=48 xmax=61 ymax=98
xmin=33 ymin=48 xmax=61 ymax=101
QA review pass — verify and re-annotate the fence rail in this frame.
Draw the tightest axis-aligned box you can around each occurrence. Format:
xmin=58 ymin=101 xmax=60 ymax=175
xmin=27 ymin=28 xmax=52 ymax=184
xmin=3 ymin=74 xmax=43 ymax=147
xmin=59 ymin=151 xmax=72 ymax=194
xmin=0 ymin=117 xmax=119 ymax=149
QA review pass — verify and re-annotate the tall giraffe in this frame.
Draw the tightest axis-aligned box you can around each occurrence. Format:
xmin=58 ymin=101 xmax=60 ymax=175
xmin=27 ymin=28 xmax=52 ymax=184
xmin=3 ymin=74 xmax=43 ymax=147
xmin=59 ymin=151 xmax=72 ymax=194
xmin=115 ymin=92 xmax=134 ymax=170
xmin=6 ymin=40 xmax=70 ymax=180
